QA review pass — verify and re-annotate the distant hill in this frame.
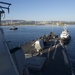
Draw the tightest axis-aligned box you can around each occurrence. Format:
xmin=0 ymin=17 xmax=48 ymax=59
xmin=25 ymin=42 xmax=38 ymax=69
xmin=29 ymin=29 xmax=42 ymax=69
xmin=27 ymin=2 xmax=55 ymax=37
xmin=2 ymin=20 xmax=25 ymax=23
xmin=2 ymin=20 xmax=35 ymax=25
xmin=1 ymin=20 xmax=75 ymax=25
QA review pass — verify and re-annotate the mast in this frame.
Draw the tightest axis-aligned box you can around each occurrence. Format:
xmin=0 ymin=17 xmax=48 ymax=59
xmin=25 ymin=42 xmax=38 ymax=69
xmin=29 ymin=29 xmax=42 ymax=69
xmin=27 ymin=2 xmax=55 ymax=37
xmin=50 ymin=20 xmax=53 ymax=32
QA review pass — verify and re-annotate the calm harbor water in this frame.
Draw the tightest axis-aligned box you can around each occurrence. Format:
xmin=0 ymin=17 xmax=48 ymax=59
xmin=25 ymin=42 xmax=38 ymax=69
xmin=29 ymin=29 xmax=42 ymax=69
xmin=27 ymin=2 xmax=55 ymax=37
xmin=2 ymin=25 xmax=75 ymax=72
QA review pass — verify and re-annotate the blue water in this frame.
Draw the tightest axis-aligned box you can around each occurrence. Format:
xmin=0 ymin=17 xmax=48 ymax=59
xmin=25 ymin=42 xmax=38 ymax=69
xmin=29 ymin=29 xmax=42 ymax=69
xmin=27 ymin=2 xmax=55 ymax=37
xmin=2 ymin=25 xmax=75 ymax=72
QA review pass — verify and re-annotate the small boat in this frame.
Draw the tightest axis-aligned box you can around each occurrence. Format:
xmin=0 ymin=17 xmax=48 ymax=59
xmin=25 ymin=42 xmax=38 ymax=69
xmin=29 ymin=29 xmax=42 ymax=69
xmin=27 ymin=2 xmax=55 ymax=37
xmin=10 ymin=25 xmax=18 ymax=30
xmin=60 ymin=29 xmax=71 ymax=44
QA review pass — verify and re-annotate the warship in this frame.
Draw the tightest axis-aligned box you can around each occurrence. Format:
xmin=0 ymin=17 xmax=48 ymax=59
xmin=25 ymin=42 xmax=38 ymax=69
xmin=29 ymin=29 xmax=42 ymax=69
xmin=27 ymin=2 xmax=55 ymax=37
xmin=0 ymin=1 xmax=74 ymax=75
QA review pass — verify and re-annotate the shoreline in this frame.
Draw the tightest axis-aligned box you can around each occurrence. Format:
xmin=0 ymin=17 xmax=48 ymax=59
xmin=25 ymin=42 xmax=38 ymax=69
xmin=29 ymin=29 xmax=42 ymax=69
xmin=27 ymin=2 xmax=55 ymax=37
xmin=1 ymin=24 xmax=75 ymax=26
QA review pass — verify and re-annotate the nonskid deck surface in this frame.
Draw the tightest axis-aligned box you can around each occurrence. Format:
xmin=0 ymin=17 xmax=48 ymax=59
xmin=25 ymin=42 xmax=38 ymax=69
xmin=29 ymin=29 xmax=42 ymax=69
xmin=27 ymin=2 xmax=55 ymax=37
xmin=41 ymin=46 xmax=71 ymax=75
xmin=28 ymin=45 xmax=71 ymax=75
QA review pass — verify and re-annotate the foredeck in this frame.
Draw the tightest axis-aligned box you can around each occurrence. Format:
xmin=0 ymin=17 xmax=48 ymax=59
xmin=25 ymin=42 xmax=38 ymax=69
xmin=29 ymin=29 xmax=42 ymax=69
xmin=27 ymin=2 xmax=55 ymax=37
xmin=21 ymin=40 xmax=73 ymax=75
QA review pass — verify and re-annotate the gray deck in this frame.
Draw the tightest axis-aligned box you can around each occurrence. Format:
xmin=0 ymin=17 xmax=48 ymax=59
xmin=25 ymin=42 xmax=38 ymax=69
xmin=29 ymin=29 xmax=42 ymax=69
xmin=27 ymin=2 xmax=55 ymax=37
xmin=41 ymin=46 xmax=71 ymax=75
xmin=25 ymin=56 xmax=46 ymax=71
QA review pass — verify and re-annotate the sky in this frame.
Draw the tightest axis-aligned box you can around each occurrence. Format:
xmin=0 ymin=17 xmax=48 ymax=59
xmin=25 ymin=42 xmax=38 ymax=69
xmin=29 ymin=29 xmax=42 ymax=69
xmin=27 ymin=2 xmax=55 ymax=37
xmin=1 ymin=0 xmax=75 ymax=21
